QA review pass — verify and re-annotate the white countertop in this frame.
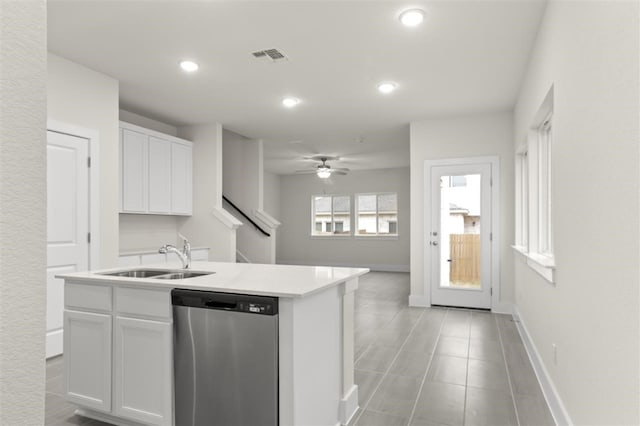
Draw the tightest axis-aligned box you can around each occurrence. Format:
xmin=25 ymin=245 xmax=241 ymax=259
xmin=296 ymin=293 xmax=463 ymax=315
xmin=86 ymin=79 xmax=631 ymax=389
xmin=57 ymin=261 xmax=369 ymax=298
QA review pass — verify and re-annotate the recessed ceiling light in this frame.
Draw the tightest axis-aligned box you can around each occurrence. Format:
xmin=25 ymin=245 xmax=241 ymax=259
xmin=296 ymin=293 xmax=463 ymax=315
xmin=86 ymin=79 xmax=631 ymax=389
xmin=377 ymin=82 xmax=398 ymax=94
xmin=282 ymin=97 xmax=300 ymax=108
xmin=399 ymin=9 xmax=425 ymax=27
xmin=180 ymin=60 xmax=199 ymax=72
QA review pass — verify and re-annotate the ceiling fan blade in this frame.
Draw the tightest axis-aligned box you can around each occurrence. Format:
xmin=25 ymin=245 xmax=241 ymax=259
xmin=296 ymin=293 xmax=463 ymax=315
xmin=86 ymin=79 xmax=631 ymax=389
xmin=294 ymin=169 xmax=318 ymax=174
xmin=330 ymin=170 xmax=348 ymax=176
xmin=331 ymin=167 xmax=350 ymax=173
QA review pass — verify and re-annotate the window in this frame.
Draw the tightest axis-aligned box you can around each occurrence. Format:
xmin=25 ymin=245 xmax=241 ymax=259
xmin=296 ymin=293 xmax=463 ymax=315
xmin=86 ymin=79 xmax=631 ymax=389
xmin=356 ymin=193 xmax=398 ymax=236
xmin=514 ymin=87 xmax=554 ymax=282
xmin=515 ymin=150 xmax=528 ymax=248
xmin=311 ymin=195 xmax=351 ymax=236
xmin=537 ymin=115 xmax=552 ymax=256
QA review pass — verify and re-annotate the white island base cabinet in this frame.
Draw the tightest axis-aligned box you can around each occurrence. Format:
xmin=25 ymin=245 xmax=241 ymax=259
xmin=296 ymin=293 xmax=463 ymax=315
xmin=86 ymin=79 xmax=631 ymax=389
xmin=63 ymin=310 xmax=112 ymax=412
xmin=64 ymin=283 xmax=173 ymax=426
xmin=114 ymin=317 xmax=172 ymax=426
xmin=60 ymin=262 xmax=367 ymax=426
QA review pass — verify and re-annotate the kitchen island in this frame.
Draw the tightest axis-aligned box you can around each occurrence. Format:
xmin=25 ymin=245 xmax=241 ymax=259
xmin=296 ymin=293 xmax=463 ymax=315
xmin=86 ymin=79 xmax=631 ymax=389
xmin=58 ymin=261 xmax=368 ymax=426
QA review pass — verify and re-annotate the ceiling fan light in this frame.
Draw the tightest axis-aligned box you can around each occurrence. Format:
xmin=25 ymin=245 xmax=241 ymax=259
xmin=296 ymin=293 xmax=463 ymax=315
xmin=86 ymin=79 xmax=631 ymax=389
xmin=317 ymin=169 xmax=331 ymax=179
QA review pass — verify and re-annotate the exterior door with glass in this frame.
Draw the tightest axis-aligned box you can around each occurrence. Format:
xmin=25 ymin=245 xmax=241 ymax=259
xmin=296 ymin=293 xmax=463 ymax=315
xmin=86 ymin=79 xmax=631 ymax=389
xmin=427 ymin=160 xmax=494 ymax=309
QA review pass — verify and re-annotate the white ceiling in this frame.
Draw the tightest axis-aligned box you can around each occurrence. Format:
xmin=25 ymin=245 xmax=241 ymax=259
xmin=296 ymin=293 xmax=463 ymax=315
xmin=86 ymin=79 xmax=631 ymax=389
xmin=48 ymin=0 xmax=547 ymax=174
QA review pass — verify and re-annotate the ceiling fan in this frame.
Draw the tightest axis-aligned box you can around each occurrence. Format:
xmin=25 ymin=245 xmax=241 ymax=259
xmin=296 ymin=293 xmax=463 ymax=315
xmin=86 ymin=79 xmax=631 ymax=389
xmin=295 ymin=156 xmax=350 ymax=179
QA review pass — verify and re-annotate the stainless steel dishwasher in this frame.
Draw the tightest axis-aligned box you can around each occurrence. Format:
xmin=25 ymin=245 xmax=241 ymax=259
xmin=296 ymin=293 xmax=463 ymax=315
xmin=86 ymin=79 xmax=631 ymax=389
xmin=172 ymin=289 xmax=278 ymax=426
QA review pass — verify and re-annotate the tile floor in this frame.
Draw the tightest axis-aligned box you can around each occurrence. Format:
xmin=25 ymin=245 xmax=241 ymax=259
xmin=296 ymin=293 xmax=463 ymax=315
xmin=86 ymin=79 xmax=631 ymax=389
xmin=45 ymin=355 xmax=112 ymax=426
xmin=349 ymin=272 xmax=555 ymax=426
xmin=45 ymin=271 xmax=554 ymax=426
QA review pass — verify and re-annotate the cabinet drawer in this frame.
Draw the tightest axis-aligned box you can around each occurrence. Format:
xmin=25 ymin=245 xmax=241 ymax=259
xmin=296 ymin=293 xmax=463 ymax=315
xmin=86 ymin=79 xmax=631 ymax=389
xmin=65 ymin=283 xmax=112 ymax=312
xmin=116 ymin=287 xmax=171 ymax=319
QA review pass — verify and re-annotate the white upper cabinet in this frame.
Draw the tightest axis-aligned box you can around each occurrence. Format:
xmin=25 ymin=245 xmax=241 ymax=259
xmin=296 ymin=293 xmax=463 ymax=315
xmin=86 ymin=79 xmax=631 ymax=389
xmin=148 ymin=136 xmax=172 ymax=214
xmin=170 ymin=141 xmax=192 ymax=215
xmin=120 ymin=122 xmax=192 ymax=215
xmin=121 ymin=129 xmax=148 ymax=213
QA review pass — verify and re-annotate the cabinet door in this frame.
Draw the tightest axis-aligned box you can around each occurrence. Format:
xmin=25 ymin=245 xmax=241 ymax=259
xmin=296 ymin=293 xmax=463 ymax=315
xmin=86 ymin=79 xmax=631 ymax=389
xmin=148 ymin=136 xmax=172 ymax=214
xmin=64 ymin=310 xmax=111 ymax=412
xmin=121 ymin=129 xmax=148 ymax=212
xmin=171 ymin=142 xmax=192 ymax=215
xmin=114 ymin=316 xmax=172 ymax=426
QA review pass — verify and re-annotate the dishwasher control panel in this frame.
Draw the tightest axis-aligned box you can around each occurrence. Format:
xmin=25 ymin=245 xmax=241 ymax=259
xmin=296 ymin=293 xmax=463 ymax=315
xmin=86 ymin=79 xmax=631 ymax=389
xmin=172 ymin=289 xmax=278 ymax=316
xmin=244 ymin=302 xmax=274 ymax=314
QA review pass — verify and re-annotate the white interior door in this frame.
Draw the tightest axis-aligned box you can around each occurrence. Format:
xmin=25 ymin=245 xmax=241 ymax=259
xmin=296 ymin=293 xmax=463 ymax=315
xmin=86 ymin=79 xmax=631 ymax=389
xmin=428 ymin=161 xmax=493 ymax=309
xmin=47 ymin=130 xmax=90 ymax=358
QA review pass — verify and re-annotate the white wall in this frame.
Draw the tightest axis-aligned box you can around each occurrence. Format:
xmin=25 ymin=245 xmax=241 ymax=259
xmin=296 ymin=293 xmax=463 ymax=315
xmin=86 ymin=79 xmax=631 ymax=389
xmin=409 ymin=112 xmax=514 ymax=306
xmin=264 ymin=172 xmax=281 ymax=220
xmin=119 ymin=214 xmax=182 ymax=252
xmin=513 ymin=2 xmax=639 ymax=424
xmin=120 ymin=109 xmax=178 ymax=137
xmin=178 ymin=124 xmax=237 ymax=261
xmin=223 ymin=129 xmax=260 ymax=212
xmin=48 ymin=53 xmax=120 ymax=268
xmin=278 ymin=168 xmax=410 ymax=271
xmin=223 ymin=129 xmax=275 ymax=264
xmin=0 ymin=1 xmax=46 ymax=423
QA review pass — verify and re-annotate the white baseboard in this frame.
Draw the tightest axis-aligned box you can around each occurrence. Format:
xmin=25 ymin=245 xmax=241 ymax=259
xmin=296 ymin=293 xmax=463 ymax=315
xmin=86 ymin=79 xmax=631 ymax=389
xmin=513 ymin=307 xmax=573 ymax=426
xmin=76 ymin=408 xmax=147 ymax=426
xmin=278 ymin=260 xmax=409 ymax=273
xmin=491 ymin=302 xmax=513 ymax=315
xmin=46 ymin=329 xmax=63 ymax=359
xmin=339 ymin=384 xmax=359 ymax=425
xmin=408 ymin=294 xmax=429 ymax=307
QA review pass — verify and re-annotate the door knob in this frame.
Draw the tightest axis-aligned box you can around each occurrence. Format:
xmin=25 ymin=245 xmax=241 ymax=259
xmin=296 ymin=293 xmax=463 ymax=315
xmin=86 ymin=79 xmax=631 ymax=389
xmin=431 ymin=241 xmax=438 ymax=246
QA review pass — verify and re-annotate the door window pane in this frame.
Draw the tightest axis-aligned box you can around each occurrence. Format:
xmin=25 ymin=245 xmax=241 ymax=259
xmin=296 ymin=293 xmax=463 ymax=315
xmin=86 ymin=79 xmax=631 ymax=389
xmin=440 ymin=174 xmax=481 ymax=289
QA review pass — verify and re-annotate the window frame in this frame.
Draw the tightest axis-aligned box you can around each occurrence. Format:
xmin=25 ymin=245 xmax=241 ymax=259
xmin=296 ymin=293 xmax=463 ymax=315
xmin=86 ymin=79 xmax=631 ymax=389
xmin=354 ymin=192 xmax=399 ymax=238
xmin=513 ymin=87 xmax=555 ymax=283
xmin=515 ymin=149 xmax=529 ymax=250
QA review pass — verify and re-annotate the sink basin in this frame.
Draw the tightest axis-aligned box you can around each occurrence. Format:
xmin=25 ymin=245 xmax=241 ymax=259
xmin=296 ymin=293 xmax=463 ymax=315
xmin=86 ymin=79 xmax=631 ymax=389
xmin=101 ymin=269 xmax=213 ymax=280
xmin=155 ymin=272 xmax=211 ymax=280
xmin=104 ymin=269 xmax=170 ymax=278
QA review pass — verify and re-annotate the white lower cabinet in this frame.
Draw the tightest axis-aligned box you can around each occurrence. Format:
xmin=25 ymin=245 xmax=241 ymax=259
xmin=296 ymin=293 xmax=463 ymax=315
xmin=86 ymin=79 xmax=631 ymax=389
xmin=114 ymin=316 xmax=173 ymax=426
xmin=64 ymin=282 xmax=173 ymax=426
xmin=64 ymin=310 xmax=112 ymax=412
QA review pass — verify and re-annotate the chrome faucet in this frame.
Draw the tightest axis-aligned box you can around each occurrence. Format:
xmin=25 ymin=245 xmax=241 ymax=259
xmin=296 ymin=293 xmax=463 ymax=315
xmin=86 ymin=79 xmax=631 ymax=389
xmin=159 ymin=238 xmax=191 ymax=269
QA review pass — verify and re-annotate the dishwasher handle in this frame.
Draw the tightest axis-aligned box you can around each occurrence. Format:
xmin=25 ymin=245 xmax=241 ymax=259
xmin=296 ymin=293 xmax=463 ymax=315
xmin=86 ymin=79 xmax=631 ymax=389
xmin=204 ymin=300 xmax=237 ymax=310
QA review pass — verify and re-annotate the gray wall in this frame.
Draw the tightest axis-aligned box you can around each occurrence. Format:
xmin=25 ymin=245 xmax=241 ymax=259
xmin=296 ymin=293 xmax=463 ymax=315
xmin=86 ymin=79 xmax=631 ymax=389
xmin=278 ymin=168 xmax=409 ymax=271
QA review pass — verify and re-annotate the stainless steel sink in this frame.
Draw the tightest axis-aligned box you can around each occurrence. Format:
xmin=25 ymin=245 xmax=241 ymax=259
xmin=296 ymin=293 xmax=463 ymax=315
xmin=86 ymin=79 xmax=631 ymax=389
xmin=101 ymin=269 xmax=213 ymax=280
xmin=155 ymin=272 xmax=211 ymax=280
xmin=104 ymin=270 xmax=170 ymax=278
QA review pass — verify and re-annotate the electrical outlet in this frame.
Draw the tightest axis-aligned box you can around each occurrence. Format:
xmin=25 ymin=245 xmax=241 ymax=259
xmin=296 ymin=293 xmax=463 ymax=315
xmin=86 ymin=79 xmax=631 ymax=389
xmin=552 ymin=343 xmax=558 ymax=365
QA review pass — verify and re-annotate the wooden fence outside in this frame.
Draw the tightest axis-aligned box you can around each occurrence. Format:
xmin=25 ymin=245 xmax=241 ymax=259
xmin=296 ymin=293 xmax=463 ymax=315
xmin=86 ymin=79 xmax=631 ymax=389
xmin=449 ymin=234 xmax=480 ymax=285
